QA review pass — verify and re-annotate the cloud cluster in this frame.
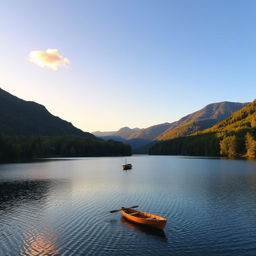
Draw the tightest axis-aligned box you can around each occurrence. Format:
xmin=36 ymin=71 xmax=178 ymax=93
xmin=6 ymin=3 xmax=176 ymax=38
xmin=29 ymin=49 xmax=70 ymax=70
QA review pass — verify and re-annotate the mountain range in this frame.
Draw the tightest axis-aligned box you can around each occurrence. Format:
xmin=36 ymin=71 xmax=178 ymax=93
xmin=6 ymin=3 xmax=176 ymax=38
xmin=93 ymin=101 xmax=247 ymax=150
xmin=93 ymin=127 xmax=140 ymax=139
xmin=156 ymin=101 xmax=248 ymax=140
xmin=150 ymin=99 xmax=256 ymax=159
xmin=1 ymin=87 xmax=252 ymax=159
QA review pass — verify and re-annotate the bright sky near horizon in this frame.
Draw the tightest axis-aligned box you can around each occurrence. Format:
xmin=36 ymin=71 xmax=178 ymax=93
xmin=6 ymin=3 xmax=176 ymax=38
xmin=1 ymin=0 xmax=256 ymax=132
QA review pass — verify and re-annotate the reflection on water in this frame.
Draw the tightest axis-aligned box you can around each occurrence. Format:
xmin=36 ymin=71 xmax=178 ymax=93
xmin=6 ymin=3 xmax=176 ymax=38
xmin=20 ymin=229 xmax=61 ymax=256
xmin=0 ymin=180 xmax=51 ymax=212
xmin=120 ymin=216 xmax=167 ymax=241
xmin=0 ymin=178 xmax=68 ymax=256
xmin=0 ymin=156 xmax=256 ymax=256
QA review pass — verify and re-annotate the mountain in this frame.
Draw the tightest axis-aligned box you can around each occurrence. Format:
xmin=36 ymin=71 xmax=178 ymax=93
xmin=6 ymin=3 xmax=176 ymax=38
xmin=177 ymin=101 xmax=247 ymax=123
xmin=95 ymin=135 xmax=150 ymax=148
xmin=93 ymin=127 xmax=140 ymax=139
xmin=97 ymin=136 xmax=127 ymax=143
xmin=0 ymin=88 xmax=94 ymax=137
xmin=95 ymin=135 xmax=151 ymax=151
xmin=93 ymin=101 xmax=247 ymax=152
xmin=150 ymin=100 xmax=256 ymax=159
xmin=111 ymin=102 xmax=248 ymax=142
xmin=93 ymin=127 xmax=151 ymax=150
xmin=200 ymin=100 xmax=256 ymax=134
xmin=156 ymin=102 xmax=248 ymax=140
xmin=0 ymin=88 xmax=131 ymax=161
xmin=127 ymin=122 xmax=174 ymax=141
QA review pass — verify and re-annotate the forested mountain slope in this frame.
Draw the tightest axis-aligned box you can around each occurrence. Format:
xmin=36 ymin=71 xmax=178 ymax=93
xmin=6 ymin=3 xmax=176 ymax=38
xmin=156 ymin=102 xmax=247 ymax=140
xmin=150 ymin=100 xmax=256 ymax=159
xmin=0 ymin=88 xmax=131 ymax=161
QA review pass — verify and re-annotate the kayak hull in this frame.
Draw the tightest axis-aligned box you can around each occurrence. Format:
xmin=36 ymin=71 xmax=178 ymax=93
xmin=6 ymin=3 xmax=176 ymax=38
xmin=121 ymin=208 xmax=167 ymax=230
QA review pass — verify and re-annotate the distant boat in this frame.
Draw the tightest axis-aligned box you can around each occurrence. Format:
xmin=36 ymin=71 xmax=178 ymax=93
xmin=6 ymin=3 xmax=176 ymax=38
xmin=123 ymin=163 xmax=132 ymax=170
xmin=110 ymin=205 xmax=167 ymax=230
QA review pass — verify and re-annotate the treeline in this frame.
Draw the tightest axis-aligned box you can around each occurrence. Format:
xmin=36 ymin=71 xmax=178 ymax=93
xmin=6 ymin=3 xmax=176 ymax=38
xmin=150 ymin=133 xmax=220 ymax=156
xmin=219 ymin=130 xmax=256 ymax=159
xmin=0 ymin=135 xmax=131 ymax=162
xmin=149 ymin=129 xmax=256 ymax=160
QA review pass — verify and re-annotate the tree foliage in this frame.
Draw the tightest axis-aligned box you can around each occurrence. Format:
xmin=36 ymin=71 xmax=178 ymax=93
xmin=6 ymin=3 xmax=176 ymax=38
xmin=245 ymin=132 xmax=256 ymax=159
xmin=220 ymin=135 xmax=239 ymax=158
xmin=149 ymin=133 xmax=220 ymax=156
xmin=0 ymin=135 xmax=131 ymax=162
xmin=150 ymin=99 xmax=256 ymax=160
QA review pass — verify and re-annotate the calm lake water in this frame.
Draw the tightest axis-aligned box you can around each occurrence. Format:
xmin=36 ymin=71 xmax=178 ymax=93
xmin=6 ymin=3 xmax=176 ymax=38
xmin=0 ymin=155 xmax=256 ymax=256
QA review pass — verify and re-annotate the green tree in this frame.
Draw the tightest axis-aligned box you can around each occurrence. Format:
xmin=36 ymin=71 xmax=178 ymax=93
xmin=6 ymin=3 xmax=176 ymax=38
xmin=220 ymin=135 xmax=238 ymax=158
xmin=245 ymin=132 xmax=256 ymax=159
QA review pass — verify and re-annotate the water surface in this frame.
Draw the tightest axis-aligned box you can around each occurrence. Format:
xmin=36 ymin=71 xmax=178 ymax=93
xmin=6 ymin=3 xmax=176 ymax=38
xmin=0 ymin=156 xmax=256 ymax=255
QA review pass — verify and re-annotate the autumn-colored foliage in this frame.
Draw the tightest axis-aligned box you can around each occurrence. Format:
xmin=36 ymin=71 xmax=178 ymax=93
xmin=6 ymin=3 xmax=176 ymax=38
xmin=150 ymin=100 xmax=256 ymax=160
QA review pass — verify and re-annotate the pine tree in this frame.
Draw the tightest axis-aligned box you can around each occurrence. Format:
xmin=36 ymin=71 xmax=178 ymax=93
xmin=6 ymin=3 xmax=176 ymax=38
xmin=245 ymin=133 xmax=256 ymax=159
xmin=220 ymin=135 xmax=238 ymax=158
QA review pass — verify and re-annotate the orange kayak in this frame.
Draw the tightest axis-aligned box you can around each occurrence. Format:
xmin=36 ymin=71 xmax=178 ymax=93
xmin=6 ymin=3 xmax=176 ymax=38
xmin=121 ymin=208 xmax=167 ymax=230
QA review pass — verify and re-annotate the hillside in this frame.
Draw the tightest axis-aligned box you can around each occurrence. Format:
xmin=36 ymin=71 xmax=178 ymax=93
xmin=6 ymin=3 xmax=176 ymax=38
xmin=0 ymin=88 xmax=93 ymax=137
xmin=150 ymin=100 xmax=256 ymax=159
xmin=128 ymin=122 xmax=174 ymax=141
xmin=200 ymin=100 xmax=256 ymax=134
xmin=93 ymin=127 xmax=151 ymax=151
xmin=98 ymin=135 xmax=150 ymax=148
xmin=93 ymin=101 xmax=247 ymax=152
xmin=156 ymin=102 xmax=247 ymax=140
xmin=156 ymin=119 xmax=217 ymax=140
xmin=98 ymin=102 xmax=247 ymax=142
xmin=94 ymin=123 xmax=173 ymax=150
xmin=93 ymin=127 xmax=140 ymax=139
xmin=0 ymin=88 xmax=131 ymax=161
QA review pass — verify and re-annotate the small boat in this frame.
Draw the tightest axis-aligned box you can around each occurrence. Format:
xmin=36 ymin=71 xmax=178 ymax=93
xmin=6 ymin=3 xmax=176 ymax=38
xmin=123 ymin=163 xmax=132 ymax=170
xmin=121 ymin=208 xmax=167 ymax=230
xmin=110 ymin=205 xmax=167 ymax=230
xmin=120 ymin=217 xmax=167 ymax=240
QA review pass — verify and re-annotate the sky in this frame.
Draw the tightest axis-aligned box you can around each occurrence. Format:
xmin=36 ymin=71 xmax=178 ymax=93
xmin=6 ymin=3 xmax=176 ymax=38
xmin=1 ymin=0 xmax=256 ymax=132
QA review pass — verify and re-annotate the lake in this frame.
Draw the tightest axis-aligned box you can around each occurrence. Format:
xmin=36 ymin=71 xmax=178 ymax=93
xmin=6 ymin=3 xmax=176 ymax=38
xmin=0 ymin=155 xmax=256 ymax=256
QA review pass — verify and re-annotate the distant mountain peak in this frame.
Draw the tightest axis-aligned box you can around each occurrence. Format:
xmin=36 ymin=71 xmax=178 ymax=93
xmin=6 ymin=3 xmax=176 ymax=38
xmin=93 ymin=127 xmax=140 ymax=140
xmin=94 ymin=100 xmax=248 ymax=151
xmin=127 ymin=122 xmax=173 ymax=141
xmin=118 ymin=126 xmax=132 ymax=131
xmin=156 ymin=101 xmax=248 ymax=141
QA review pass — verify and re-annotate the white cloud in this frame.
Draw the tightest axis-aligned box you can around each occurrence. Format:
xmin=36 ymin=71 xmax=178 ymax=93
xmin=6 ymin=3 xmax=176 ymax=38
xmin=28 ymin=49 xmax=70 ymax=70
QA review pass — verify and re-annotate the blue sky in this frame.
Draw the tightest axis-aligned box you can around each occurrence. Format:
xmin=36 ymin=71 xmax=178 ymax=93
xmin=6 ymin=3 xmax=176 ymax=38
xmin=1 ymin=0 xmax=256 ymax=132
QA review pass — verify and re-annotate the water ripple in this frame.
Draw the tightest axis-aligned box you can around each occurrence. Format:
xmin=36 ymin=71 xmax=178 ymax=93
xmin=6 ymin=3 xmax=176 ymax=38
xmin=0 ymin=156 xmax=256 ymax=255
